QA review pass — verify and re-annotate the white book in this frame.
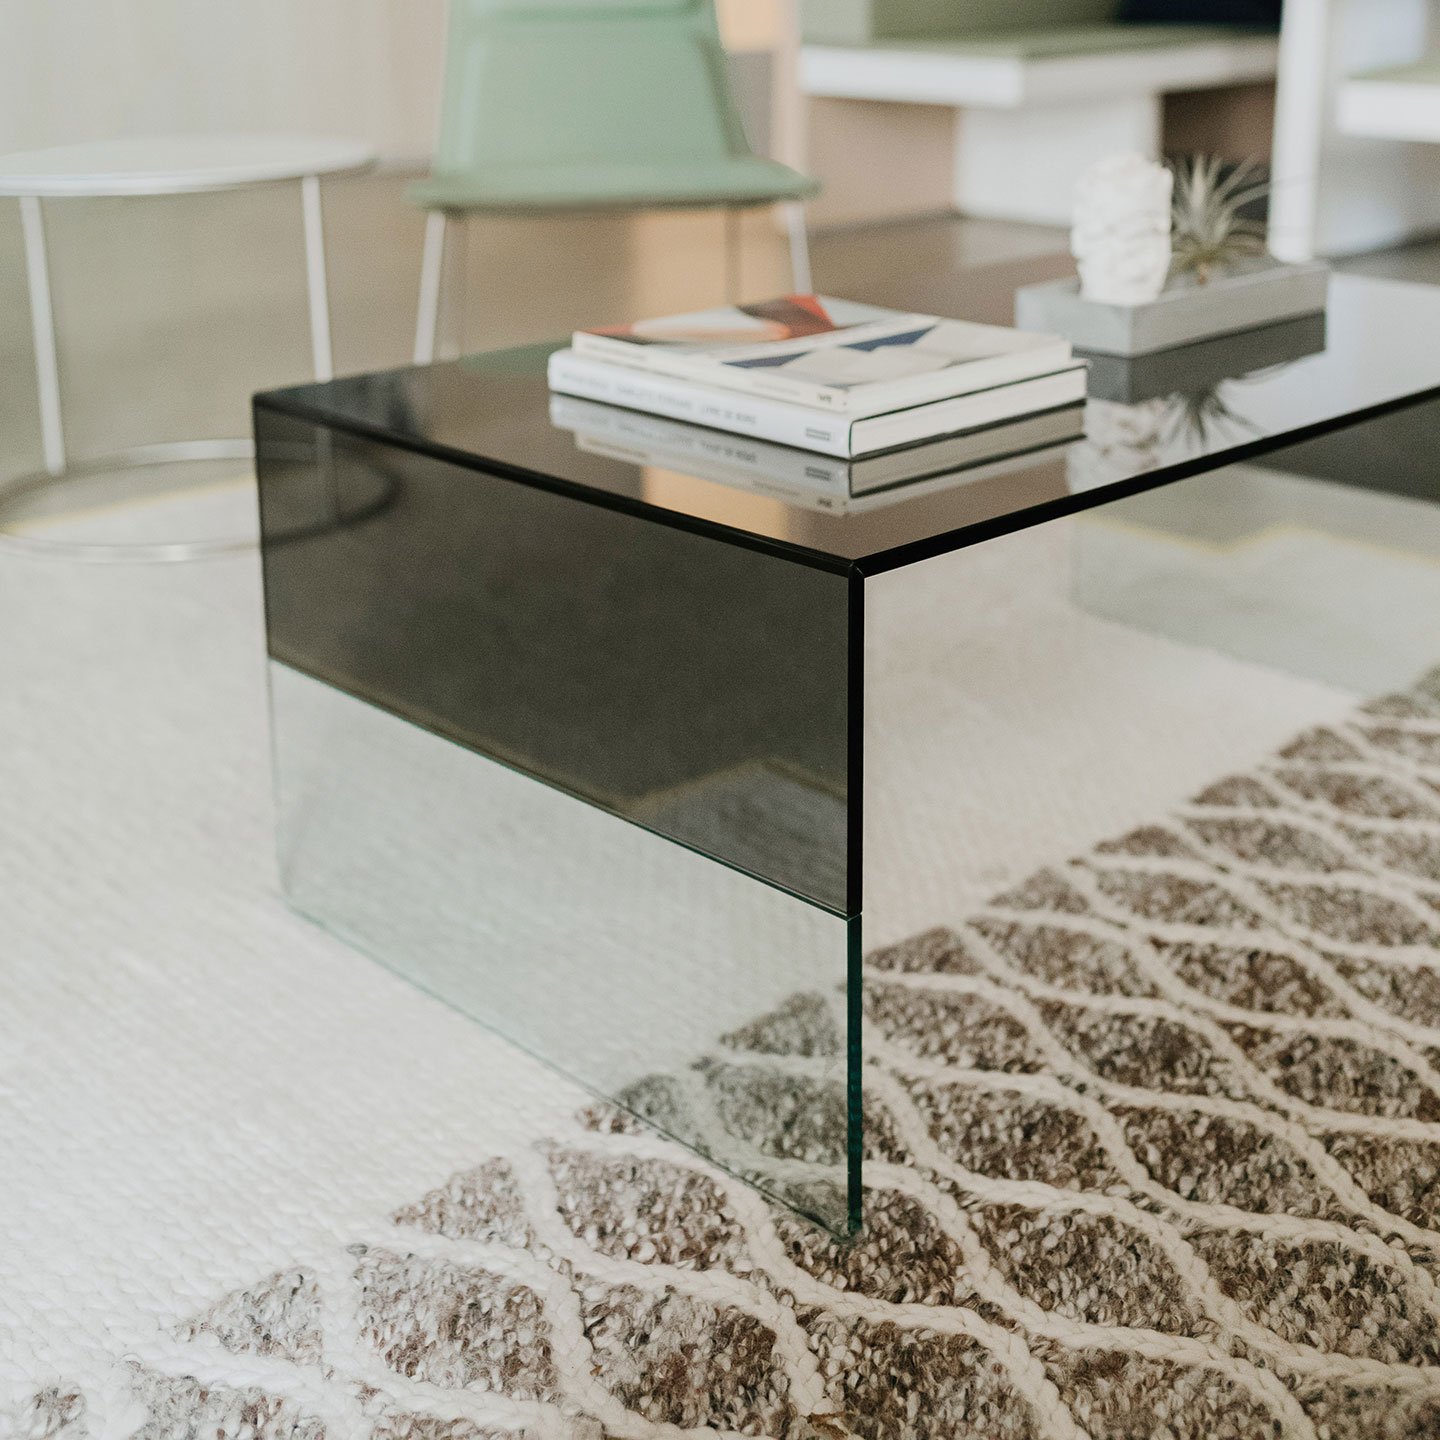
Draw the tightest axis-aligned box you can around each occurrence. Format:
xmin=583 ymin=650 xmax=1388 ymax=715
xmin=572 ymin=293 xmax=1072 ymax=416
xmin=547 ymin=347 xmax=1088 ymax=459
xmin=548 ymin=392 xmax=1085 ymax=504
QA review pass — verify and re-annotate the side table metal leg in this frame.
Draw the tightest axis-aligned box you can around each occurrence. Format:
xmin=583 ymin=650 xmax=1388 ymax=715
xmin=782 ymin=201 xmax=812 ymax=295
xmin=301 ymin=175 xmax=334 ymax=382
xmin=19 ymin=196 xmax=66 ymax=477
xmin=724 ymin=207 xmax=740 ymax=304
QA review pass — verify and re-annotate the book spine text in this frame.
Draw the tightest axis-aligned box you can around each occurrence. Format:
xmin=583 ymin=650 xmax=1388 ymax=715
xmin=546 ymin=353 xmax=854 ymax=457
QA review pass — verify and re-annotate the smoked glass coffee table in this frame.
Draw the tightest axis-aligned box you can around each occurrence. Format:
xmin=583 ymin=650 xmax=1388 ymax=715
xmin=255 ymin=270 xmax=1440 ymax=1234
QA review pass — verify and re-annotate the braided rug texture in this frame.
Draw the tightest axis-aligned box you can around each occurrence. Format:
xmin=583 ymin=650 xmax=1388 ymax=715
xmin=10 ymin=666 xmax=1440 ymax=1440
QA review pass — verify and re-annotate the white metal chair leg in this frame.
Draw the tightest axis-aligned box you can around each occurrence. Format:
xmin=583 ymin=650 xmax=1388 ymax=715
xmin=414 ymin=210 xmax=448 ymax=364
xmin=19 ymin=196 xmax=66 ymax=476
xmin=782 ymin=201 xmax=812 ymax=295
xmin=724 ymin=208 xmax=741 ymax=304
xmin=445 ymin=217 xmax=467 ymax=361
xmin=301 ymin=174 xmax=334 ymax=382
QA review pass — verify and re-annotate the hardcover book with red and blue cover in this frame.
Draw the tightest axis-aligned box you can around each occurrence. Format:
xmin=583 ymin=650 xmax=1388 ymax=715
xmin=574 ymin=294 xmax=1073 ymax=417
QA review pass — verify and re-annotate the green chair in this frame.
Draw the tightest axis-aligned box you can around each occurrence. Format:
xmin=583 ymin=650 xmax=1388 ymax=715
xmin=411 ymin=0 xmax=820 ymax=363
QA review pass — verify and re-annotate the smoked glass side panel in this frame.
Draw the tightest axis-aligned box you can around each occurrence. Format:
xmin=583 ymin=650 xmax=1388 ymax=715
xmin=255 ymin=405 xmax=851 ymax=911
xmin=256 ymin=405 xmax=861 ymax=1233
xmin=271 ymin=663 xmax=856 ymax=1232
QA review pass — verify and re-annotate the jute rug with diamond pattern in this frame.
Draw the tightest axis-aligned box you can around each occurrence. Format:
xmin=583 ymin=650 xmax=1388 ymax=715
xmin=11 ymin=659 xmax=1440 ymax=1440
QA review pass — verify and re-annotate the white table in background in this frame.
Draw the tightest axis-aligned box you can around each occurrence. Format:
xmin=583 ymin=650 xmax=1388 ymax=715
xmin=0 ymin=134 xmax=375 ymax=560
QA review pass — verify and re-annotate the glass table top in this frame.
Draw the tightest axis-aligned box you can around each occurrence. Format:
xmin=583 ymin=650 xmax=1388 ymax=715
xmin=256 ymin=268 xmax=1440 ymax=575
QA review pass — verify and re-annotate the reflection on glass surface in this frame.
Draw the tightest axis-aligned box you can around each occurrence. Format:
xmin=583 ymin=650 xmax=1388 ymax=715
xmin=1067 ymin=315 xmax=1329 ymax=497
xmin=863 ymin=451 xmax=1440 ymax=965
xmin=549 ymin=390 xmax=1087 ymax=513
xmin=273 ymin=662 xmax=858 ymax=1234
xmin=1073 ymin=451 xmax=1440 ymax=694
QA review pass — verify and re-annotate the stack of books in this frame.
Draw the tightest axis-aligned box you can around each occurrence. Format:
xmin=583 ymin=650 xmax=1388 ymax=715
xmin=546 ymin=294 xmax=1087 ymax=461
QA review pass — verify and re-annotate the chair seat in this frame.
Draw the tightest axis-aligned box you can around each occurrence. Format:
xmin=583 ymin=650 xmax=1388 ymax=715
xmin=410 ymin=154 xmax=817 ymax=214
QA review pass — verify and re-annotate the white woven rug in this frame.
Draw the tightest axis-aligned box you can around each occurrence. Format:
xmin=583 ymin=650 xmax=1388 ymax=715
xmin=3 ymin=476 xmax=1439 ymax=1439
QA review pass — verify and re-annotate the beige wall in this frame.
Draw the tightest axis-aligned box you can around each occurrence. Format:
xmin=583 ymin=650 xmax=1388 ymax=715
xmin=805 ymin=98 xmax=955 ymax=225
xmin=0 ymin=0 xmax=797 ymax=163
xmin=0 ymin=0 xmax=444 ymax=160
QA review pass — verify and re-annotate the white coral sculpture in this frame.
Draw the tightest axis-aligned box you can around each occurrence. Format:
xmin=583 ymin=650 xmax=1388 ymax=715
xmin=1071 ymin=153 xmax=1173 ymax=307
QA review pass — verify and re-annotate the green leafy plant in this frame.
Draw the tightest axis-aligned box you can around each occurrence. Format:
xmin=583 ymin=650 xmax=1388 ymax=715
xmin=1169 ymin=154 xmax=1270 ymax=284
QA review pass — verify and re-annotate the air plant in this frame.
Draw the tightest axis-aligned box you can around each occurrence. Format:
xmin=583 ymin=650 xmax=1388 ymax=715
xmin=1169 ymin=154 xmax=1271 ymax=284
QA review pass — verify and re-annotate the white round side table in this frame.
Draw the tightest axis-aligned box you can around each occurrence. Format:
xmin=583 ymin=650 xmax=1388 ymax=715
xmin=0 ymin=134 xmax=376 ymax=561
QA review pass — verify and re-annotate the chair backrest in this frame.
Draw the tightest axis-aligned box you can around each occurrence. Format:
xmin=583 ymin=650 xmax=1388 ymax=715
xmin=432 ymin=0 xmax=757 ymax=176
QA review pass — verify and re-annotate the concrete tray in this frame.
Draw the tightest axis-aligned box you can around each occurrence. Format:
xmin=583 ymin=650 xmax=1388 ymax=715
xmin=1016 ymin=258 xmax=1331 ymax=356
